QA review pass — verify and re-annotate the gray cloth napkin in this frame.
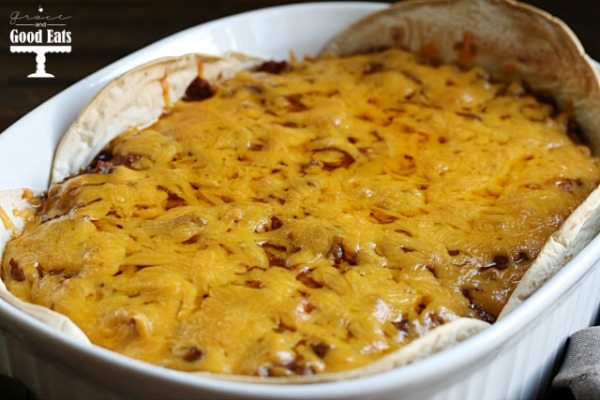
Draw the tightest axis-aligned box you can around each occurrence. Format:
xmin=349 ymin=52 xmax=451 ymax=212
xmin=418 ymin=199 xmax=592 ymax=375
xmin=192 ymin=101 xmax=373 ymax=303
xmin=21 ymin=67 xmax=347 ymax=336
xmin=554 ymin=326 xmax=600 ymax=399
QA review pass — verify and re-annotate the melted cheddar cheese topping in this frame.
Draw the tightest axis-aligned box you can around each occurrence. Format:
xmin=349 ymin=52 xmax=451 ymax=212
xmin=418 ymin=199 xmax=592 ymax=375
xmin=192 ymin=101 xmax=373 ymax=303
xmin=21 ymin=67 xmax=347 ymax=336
xmin=2 ymin=48 xmax=598 ymax=376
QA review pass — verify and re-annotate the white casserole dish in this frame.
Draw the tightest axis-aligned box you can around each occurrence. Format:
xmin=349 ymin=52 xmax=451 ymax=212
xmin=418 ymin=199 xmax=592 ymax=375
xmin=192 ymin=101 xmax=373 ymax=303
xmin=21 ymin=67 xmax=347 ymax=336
xmin=1 ymin=2 xmax=599 ymax=399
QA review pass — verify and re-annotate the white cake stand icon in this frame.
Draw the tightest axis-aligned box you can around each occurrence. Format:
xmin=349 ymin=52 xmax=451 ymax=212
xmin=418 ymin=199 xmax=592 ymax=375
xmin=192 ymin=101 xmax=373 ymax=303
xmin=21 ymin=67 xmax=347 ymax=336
xmin=10 ymin=45 xmax=72 ymax=78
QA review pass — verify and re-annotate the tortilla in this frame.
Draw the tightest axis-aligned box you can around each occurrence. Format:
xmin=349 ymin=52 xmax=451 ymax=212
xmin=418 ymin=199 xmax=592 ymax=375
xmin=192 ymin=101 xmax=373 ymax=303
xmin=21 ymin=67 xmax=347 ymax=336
xmin=323 ymin=0 xmax=600 ymax=153
xmin=500 ymin=186 xmax=600 ymax=317
xmin=322 ymin=0 xmax=600 ymax=319
xmin=0 ymin=190 xmax=90 ymax=341
xmin=1 ymin=0 xmax=599 ymax=382
xmin=51 ymin=53 xmax=264 ymax=184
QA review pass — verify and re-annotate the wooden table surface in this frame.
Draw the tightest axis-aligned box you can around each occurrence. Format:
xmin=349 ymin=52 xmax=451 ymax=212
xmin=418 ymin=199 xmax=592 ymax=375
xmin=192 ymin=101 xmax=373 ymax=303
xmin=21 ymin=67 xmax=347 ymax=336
xmin=0 ymin=1 xmax=597 ymax=398
xmin=0 ymin=0 xmax=598 ymax=133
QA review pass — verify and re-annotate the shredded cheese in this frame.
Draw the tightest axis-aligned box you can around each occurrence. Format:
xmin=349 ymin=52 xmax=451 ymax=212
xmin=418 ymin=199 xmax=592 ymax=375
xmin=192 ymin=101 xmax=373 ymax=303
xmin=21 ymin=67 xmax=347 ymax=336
xmin=2 ymin=48 xmax=598 ymax=376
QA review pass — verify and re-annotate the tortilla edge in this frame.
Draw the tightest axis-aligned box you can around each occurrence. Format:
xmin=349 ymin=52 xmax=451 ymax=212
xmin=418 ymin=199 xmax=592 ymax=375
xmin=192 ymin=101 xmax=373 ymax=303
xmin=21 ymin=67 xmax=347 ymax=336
xmin=0 ymin=189 xmax=91 ymax=342
xmin=50 ymin=52 xmax=264 ymax=184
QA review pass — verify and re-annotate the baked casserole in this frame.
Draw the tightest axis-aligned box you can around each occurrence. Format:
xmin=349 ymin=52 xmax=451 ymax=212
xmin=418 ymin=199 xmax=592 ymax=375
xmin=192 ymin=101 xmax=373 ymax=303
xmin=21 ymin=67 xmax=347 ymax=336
xmin=1 ymin=0 xmax=599 ymax=381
